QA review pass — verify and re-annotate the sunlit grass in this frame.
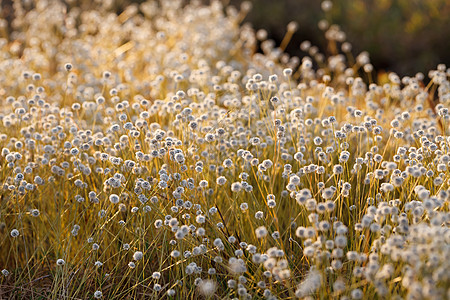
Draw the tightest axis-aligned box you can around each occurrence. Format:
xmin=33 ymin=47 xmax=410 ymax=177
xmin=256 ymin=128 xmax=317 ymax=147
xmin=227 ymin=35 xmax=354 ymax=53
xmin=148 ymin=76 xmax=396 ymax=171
xmin=0 ymin=1 xmax=449 ymax=299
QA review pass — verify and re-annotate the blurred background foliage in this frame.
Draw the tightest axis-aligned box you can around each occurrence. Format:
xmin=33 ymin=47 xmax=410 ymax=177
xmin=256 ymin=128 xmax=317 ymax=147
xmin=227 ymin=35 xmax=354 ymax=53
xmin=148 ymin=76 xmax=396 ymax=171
xmin=230 ymin=0 xmax=450 ymax=77
xmin=1 ymin=0 xmax=449 ymax=77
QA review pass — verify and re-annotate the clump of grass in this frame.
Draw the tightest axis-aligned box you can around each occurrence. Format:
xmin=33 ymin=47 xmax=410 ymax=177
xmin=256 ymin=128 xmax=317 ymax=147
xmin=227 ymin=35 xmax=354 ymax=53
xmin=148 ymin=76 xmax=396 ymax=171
xmin=0 ymin=1 xmax=449 ymax=299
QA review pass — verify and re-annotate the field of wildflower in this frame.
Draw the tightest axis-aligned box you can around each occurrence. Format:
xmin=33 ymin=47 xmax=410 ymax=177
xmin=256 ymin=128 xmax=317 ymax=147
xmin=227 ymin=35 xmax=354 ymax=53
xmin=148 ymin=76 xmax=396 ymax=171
xmin=0 ymin=0 xmax=449 ymax=299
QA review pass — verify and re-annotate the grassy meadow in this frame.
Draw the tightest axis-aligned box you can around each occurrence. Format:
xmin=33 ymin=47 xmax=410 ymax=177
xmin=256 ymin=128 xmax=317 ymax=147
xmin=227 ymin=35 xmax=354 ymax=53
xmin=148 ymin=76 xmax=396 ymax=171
xmin=0 ymin=0 xmax=449 ymax=299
